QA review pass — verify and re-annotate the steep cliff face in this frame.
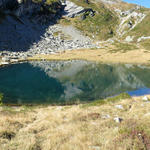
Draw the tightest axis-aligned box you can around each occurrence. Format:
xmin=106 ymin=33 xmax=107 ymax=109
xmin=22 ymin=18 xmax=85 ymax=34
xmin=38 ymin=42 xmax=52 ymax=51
xmin=0 ymin=0 xmax=64 ymax=52
xmin=0 ymin=0 xmax=63 ymax=20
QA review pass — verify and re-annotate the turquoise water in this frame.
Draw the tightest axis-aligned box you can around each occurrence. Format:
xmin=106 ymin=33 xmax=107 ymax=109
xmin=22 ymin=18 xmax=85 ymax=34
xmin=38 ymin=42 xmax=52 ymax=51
xmin=1 ymin=61 xmax=150 ymax=104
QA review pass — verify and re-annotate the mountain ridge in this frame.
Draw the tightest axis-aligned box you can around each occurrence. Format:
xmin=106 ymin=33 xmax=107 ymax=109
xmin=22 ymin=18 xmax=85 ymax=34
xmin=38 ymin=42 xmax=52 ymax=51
xmin=0 ymin=0 xmax=150 ymax=63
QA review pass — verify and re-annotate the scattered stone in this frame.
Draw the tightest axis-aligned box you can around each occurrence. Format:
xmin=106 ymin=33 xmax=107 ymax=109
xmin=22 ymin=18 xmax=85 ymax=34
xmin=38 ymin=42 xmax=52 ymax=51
xmin=2 ymin=57 xmax=10 ymax=62
xmin=114 ymin=117 xmax=123 ymax=123
xmin=138 ymin=36 xmax=150 ymax=42
xmin=125 ymin=36 xmax=134 ymax=42
xmin=115 ymin=105 xmax=124 ymax=110
xmin=89 ymin=146 xmax=101 ymax=150
xmin=102 ymin=114 xmax=110 ymax=119
xmin=142 ymin=96 xmax=149 ymax=101
xmin=1 ymin=62 xmax=9 ymax=65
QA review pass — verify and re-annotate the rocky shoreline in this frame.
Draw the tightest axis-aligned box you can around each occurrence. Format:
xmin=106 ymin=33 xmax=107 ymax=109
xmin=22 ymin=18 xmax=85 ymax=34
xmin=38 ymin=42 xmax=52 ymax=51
xmin=0 ymin=0 xmax=100 ymax=66
xmin=0 ymin=21 xmax=99 ymax=66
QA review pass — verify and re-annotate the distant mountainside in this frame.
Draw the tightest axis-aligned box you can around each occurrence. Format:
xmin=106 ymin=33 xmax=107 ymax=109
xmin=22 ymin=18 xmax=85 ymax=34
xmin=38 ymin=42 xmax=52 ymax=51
xmin=0 ymin=0 xmax=150 ymax=53
xmin=63 ymin=0 xmax=150 ymax=49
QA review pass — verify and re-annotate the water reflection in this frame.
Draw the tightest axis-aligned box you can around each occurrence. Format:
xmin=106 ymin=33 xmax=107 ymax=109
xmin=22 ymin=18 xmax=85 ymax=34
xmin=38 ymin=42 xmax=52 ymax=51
xmin=0 ymin=60 xmax=150 ymax=104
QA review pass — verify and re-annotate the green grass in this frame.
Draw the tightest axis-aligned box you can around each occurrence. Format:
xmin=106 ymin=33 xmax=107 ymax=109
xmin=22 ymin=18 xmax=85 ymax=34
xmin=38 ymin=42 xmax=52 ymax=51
xmin=140 ymin=39 xmax=150 ymax=50
xmin=84 ymin=93 xmax=131 ymax=107
xmin=110 ymin=42 xmax=138 ymax=53
xmin=67 ymin=0 xmax=119 ymax=40
xmin=124 ymin=12 xmax=150 ymax=41
xmin=59 ymin=17 xmax=72 ymax=26
xmin=0 ymin=93 xmax=3 ymax=106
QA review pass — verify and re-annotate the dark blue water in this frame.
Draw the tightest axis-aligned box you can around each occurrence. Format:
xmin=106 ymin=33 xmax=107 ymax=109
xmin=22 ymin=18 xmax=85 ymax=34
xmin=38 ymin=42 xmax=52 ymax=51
xmin=0 ymin=61 xmax=150 ymax=104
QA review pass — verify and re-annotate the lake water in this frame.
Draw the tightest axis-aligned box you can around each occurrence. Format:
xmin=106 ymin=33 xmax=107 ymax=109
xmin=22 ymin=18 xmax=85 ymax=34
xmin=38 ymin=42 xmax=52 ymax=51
xmin=0 ymin=60 xmax=150 ymax=104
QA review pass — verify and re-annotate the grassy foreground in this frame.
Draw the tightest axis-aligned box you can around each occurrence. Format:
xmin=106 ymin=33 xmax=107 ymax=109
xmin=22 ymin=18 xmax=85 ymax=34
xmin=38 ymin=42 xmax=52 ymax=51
xmin=1 ymin=95 xmax=150 ymax=150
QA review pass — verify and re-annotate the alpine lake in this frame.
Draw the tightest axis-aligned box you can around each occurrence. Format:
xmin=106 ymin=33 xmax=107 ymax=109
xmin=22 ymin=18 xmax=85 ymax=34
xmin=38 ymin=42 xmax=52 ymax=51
xmin=0 ymin=60 xmax=150 ymax=105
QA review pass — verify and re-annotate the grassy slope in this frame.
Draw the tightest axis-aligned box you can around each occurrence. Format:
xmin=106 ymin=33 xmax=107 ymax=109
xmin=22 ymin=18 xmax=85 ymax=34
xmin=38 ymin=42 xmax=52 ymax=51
xmin=1 ymin=94 xmax=150 ymax=149
xmin=126 ymin=12 xmax=150 ymax=40
xmin=124 ymin=12 xmax=150 ymax=50
xmin=64 ymin=0 xmax=119 ymax=40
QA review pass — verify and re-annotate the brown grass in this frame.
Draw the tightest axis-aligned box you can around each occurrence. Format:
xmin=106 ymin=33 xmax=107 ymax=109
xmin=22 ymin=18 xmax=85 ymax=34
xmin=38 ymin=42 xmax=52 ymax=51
xmin=27 ymin=47 xmax=150 ymax=64
xmin=1 ymin=96 xmax=150 ymax=149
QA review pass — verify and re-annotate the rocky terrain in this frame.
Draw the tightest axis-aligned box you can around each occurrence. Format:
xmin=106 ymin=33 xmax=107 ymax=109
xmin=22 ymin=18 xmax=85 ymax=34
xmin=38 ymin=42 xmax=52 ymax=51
xmin=0 ymin=0 xmax=150 ymax=65
xmin=0 ymin=0 xmax=99 ymax=65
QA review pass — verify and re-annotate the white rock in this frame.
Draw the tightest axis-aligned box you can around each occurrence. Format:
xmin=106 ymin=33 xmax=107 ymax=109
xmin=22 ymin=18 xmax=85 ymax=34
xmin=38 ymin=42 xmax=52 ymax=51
xmin=102 ymin=114 xmax=110 ymax=119
xmin=125 ymin=36 xmax=134 ymax=42
xmin=142 ymin=96 xmax=149 ymax=101
xmin=1 ymin=62 xmax=9 ymax=65
xmin=137 ymin=36 xmax=150 ymax=42
xmin=89 ymin=146 xmax=101 ymax=150
xmin=2 ymin=57 xmax=10 ymax=62
xmin=115 ymin=105 xmax=124 ymax=110
xmin=114 ymin=117 xmax=123 ymax=123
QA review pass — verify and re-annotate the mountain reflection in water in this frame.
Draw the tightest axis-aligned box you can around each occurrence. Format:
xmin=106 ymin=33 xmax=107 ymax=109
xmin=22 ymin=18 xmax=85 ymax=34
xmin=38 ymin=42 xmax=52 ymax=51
xmin=0 ymin=61 xmax=150 ymax=104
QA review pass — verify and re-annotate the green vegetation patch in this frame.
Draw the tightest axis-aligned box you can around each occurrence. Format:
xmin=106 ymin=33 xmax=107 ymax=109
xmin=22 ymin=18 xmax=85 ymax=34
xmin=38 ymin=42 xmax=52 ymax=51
xmin=68 ymin=0 xmax=119 ymax=40
xmin=110 ymin=41 xmax=138 ymax=53
xmin=124 ymin=12 xmax=150 ymax=41
xmin=140 ymin=39 xmax=150 ymax=50
xmin=59 ymin=17 xmax=72 ymax=26
xmin=84 ymin=93 xmax=131 ymax=107
xmin=0 ymin=93 xmax=3 ymax=106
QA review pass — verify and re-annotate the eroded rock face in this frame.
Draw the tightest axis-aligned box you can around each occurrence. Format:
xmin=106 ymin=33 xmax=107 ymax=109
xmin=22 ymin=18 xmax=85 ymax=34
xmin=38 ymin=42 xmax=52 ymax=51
xmin=0 ymin=0 xmax=63 ymax=18
xmin=0 ymin=0 xmax=18 ymax=10
xmin=64 ymin=0 xmax=84 ymax=18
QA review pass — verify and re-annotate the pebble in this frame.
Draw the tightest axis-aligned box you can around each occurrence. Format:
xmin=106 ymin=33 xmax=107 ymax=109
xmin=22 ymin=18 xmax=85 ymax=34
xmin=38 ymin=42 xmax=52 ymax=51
xmin=114 ymin=117 xmax=123 ymax=123
xmin=115 ymin=105 xmax=124 ymax=110
xmin=102 ymin=114 xmax=110 ymax=119
xmin=89 ymin=146 xmax=101 ymax=150
xmin=142 ymin=96 xmax=149 ymax=101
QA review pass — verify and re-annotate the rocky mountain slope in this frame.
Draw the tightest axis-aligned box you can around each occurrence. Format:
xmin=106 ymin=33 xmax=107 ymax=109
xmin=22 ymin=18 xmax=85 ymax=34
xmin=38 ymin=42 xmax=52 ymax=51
xmin=0 ymin=0 xmax=150 ymax=61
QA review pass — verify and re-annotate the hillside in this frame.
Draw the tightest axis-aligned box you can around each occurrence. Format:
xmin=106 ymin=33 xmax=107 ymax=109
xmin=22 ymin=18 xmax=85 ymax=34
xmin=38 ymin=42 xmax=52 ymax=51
xmin=0 ymin=0 xmax=149 ymax=46
xmin=1 ymin=94 xmax=150 ymax=149
xmin=0 ymin=0 xmax=150 ymax=65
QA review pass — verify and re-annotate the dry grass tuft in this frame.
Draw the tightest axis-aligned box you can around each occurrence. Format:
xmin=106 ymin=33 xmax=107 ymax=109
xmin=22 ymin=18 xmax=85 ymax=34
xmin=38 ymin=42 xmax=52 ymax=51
xmin=0 ymin=96 xmax=150 ymax=149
